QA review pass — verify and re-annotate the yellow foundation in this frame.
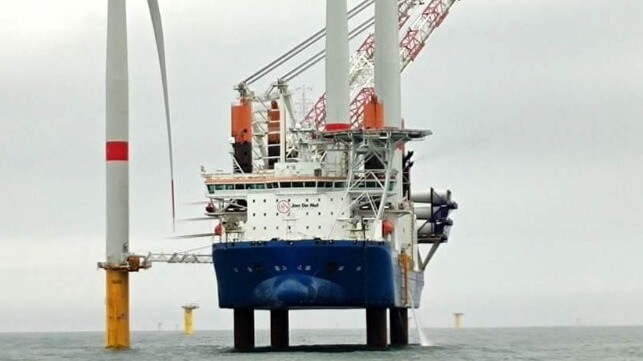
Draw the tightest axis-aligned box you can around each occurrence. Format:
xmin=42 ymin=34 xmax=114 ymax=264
xmin=106 ymin=269 xmax=130 ymax=349
xmin=184 ymin=309 xmax=194 ymax=335
xmin=454 ymin=313 xmax=463 ymax=329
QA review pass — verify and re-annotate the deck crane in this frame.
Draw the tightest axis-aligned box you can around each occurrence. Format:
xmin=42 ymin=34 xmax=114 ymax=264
xmin=235 ymin=0 xmax=459 ymax=172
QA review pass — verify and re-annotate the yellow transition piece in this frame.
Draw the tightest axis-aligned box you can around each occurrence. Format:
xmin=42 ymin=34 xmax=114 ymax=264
xmin=106 ymin=270 xmax=130 ymax=349
xmin=184 ymin=308 xmax=194 ymax=335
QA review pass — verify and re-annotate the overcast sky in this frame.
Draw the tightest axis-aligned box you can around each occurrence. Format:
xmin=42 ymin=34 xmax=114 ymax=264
xmin=1 ymin=0 xmax=642 ymax=333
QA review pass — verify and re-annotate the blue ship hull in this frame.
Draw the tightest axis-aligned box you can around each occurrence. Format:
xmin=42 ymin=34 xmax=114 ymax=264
xmin=212 ymin=240 xmax=424 ymax=309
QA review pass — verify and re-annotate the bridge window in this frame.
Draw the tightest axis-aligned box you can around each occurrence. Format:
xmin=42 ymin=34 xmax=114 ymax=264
xmin=209 ymin=180 xmax=351 ymax=191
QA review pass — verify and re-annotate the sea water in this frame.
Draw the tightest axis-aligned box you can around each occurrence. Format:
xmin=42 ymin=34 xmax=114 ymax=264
xmin=1 ymin=326 xmax=641 ymax=361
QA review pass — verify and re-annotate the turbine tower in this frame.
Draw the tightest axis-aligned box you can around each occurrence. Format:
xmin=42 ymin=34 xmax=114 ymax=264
xmin=325 ymin=0 xmax=350 ymax=126
xmin=102 ymin=0 xmax=174 ymax=349
xmin=375 ymin=0 xmax=403 ymax=200
xmin=104 ymin=0 xmax=131 ymax=348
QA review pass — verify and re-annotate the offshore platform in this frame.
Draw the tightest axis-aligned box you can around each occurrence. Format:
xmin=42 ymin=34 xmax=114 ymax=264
xmin=99 ymin=0 xmax=459 ymax=351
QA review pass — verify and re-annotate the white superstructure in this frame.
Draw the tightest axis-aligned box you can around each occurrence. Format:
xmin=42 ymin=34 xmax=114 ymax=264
xmin=201 ymin=125 xmax=447 ymax=272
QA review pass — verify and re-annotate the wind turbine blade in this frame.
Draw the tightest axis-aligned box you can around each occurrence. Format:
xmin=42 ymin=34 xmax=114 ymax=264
xmin=170 ymin=233 xmax=214 ymax=240
xmin=178 ymin=217 xmax=215 ymax=222
xmin=147 ymin=0 xmax=176 ymax=231
xmin=184 ymin=200 xmax=209 ymax=205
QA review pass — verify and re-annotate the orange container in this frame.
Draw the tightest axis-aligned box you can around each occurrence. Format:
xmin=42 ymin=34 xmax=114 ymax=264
xmin=363 ymin=95 xmax=384 ymax=129
xmin=231 ymin=99 xmax=253 ymax=143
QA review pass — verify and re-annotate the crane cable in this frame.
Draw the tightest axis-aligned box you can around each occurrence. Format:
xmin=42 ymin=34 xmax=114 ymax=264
xmin=281 ymin=16 xmax=375 ymax=82
xmin=243 ymin=0 xmax=374 ymax=86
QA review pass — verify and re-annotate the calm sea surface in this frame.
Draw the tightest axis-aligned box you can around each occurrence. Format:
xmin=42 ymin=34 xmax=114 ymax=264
xmin=1 ymin=327 xmax=641 ymax=360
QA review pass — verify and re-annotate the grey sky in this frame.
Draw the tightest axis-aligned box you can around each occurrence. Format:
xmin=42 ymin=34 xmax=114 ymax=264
xmin=1 ymin=0 xmax=642 ymax=332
